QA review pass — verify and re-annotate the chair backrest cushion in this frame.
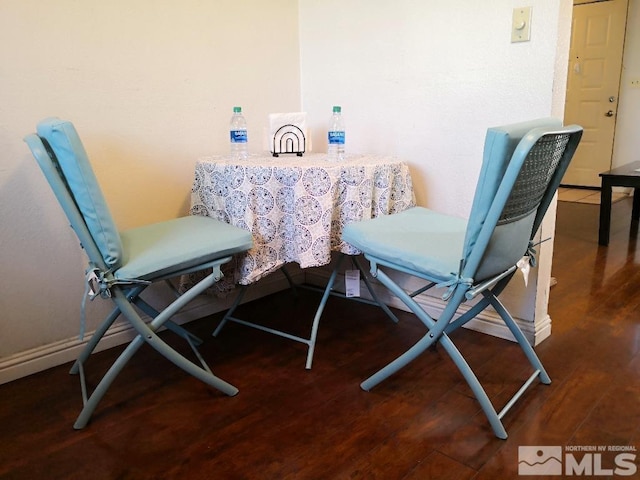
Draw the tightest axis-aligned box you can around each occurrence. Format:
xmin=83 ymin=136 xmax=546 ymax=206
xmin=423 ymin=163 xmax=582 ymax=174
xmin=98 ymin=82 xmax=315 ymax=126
xmin=37 ymin=118 xmax=123 ymax=270
xmin=465 ymin=122 xmax=581 ymax=282
xmin=463 ymin=118 xmax=562 ymax=262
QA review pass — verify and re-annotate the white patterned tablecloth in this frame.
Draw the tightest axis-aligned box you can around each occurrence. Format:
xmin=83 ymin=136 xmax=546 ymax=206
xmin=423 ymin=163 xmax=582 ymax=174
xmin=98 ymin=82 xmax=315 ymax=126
xmin=189 ymin=153 xmax=416 ymax=285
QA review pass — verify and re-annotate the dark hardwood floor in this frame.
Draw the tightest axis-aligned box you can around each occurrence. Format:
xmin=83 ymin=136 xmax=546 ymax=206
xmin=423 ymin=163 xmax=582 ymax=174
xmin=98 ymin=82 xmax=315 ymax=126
xmin=1 ymin=198 xmax=639 ymax=479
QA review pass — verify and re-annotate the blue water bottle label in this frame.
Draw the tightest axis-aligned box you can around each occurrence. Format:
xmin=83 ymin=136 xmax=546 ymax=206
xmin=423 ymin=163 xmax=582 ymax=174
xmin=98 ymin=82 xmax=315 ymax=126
xmin=230 ymin=130 xmax=247 ymax=143
xmin=328 ymin=131 xmax=345 ymax=145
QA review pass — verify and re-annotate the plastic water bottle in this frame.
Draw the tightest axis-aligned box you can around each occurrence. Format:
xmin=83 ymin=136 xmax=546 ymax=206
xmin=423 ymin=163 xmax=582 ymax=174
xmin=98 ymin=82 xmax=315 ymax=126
xmin=327 ymin=105 xmax=345 ymax=161
xmin=230 ymin=106 xmax=248 ymax=160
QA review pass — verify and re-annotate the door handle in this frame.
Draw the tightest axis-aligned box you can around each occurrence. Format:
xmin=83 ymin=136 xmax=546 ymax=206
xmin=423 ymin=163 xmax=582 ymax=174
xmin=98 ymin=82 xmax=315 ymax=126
xmin=605 ymin=110 xmax=615 ymax=117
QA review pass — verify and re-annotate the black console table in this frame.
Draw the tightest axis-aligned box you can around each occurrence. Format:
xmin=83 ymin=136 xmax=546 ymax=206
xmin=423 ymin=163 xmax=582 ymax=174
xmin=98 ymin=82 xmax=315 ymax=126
xmin=598 ymin=161 xmax=640 ymax=246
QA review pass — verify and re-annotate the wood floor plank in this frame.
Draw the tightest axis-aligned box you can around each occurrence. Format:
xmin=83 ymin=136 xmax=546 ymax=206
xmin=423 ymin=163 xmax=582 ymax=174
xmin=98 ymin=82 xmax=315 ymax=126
xmin=402 ymin=451 xmax=477 ymax=480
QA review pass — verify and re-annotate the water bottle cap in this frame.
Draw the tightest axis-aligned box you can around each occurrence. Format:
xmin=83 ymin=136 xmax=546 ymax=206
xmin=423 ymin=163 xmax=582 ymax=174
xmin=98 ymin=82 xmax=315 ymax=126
xmin=333 ymin=106 xmax=341 ymax=113
xmin=233 ymin=106 xmax=242 ymax=113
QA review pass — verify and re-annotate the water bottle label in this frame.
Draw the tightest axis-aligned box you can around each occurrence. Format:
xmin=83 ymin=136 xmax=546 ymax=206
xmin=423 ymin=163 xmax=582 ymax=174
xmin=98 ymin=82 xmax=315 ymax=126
xmin=328 ymin=131 xmax=345 ymax=145
xmin=230 ymin=130 xmax=247 ymax=143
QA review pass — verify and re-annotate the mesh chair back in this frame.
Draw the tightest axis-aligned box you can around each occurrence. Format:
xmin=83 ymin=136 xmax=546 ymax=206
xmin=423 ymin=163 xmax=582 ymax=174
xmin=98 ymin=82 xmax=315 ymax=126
xmin=499 ymin=132 xmax=570 ymax=225
xmin=467 ymin=126 xmax=582 ymax=282
xmin=462 ymin=118 xmax=562 ymax=264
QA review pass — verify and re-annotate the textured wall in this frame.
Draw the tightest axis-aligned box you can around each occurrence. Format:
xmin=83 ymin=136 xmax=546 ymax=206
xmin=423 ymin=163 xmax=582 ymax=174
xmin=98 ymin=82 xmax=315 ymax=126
xmin=0 ymin=0 xmax=575 ymax=382
xmin=0 ymin=0 xmax=301 ymax=373
xmin=299 ymin=1 xmax=572 ymax=335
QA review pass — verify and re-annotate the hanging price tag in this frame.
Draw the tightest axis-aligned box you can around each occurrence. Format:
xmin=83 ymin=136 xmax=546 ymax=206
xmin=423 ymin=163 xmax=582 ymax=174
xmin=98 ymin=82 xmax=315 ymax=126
xmin=345 ymin=269 xmax=360 ymax=298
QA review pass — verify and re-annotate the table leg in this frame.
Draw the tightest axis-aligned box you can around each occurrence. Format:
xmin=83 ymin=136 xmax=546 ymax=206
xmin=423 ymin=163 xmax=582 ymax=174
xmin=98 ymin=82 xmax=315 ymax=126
xmin=599 ymin=180 xmax=613 ymax=246
xmin=632 ymin=188 xmax=640 ymax=222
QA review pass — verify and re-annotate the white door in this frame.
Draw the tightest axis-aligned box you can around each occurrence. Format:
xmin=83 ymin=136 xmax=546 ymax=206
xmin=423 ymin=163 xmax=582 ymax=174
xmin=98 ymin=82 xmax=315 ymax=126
xmin=562 ymin=0 xmax=628 ymax=187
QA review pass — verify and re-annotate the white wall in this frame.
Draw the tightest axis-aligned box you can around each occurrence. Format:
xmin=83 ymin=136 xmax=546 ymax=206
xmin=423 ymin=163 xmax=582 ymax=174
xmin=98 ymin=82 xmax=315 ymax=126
xmin=299 ymin=0 xmax=570 ymax=216
xmin=613 ymin=0 xmax=640 ymax=166
xmin=299 ymin=0 xmax=572 ymax=341
xmin=0 ymin=0 xmax=301 ymax=381
xmin=0 ymin=0 xmax=574 ymax=383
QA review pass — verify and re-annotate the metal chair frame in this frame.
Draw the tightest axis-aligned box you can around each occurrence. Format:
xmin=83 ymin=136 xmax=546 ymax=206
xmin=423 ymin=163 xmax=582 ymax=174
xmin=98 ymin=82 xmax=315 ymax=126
xmin=25 ymin=119 xmax=252 ymax=428
xmin=344 ymin=121 xmax=583 ymax=438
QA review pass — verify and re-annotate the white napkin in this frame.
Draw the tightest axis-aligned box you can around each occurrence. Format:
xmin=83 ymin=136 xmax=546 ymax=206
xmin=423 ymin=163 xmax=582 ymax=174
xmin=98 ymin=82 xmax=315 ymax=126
xmin=268 ymin=112 xmax=309 ymax=154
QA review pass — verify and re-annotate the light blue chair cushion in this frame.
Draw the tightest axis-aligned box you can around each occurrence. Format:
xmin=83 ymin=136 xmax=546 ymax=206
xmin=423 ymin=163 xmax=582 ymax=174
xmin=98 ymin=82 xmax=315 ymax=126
xmin=116 ymin=215 xmax=253 ymax=280
xmin=37 ymin=117 xmax=124 ymax=270
xmin=342 ymin=207 xmax=466 ymax=281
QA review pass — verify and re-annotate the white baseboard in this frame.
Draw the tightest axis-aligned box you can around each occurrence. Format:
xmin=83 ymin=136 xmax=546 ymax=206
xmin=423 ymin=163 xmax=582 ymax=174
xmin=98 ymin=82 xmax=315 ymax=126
xmin=0 ymin=270 xmax=298 ymax=386
xmin=303 ymin=267 xmax=551 ymax=346
xmin=1 ymin=261 xmax=551 ymax=386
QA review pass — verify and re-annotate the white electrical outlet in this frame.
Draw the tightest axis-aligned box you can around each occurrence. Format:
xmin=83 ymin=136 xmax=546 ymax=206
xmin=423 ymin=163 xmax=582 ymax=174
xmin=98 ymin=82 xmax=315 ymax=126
xmin=631 ymin=78 xmax=640 ymax=88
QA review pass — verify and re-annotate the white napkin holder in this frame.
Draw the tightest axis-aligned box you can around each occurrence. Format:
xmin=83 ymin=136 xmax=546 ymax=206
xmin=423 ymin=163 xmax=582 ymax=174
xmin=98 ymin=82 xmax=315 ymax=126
xmin=269 ymin=112 xmax=307 ymax=157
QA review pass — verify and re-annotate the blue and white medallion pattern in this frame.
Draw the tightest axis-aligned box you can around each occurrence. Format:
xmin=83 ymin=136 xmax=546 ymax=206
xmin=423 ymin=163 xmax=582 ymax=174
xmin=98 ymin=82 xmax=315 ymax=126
xmin=190 ymin=153 xmax=415 ymax=285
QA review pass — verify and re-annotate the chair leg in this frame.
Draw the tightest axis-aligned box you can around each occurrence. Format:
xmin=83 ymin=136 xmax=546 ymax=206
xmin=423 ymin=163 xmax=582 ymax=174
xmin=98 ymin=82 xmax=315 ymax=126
xmin=359 ymin=268 xmax=512 ymax=439
xmin=134 ymin=296 xmax=204 ymax=346
xmin=483 ymin=290 xmax=551 ymax=385
xmin=362 ymin=321 xmax=509 ymax=438
xmin=351 ymin=256 xmax=399 ymax=324
xmin=73 ymin=332 xmax=145 ymax=429
xmin=120 ymin=292 xmax=237 ymax=397
xmin=438 ymin=332 xmax=509 ymax=439
xmin=73 ymin=271 xmax=238 ymax=429
xmin=70 ymin=283 xmax=205 ymax=376
xmin=70 ymin=285 xmax=151 ymax=376
xmin=69 ymin=304 xmax=122 ymax=376
xmin=360 ymin=268 xmax=463 ymax=390
xmin=361 ymin=327 xmax=437 ymax=392
xmin=212 ymin=285 xmax=248 ymax=337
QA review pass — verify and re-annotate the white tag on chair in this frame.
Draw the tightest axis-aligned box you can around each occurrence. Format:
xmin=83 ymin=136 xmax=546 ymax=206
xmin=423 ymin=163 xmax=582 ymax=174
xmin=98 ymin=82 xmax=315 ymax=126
xmin=517 ymin=257 xmax=531 ymax=287
xmin=87 ymin=270 xmax=100 ymax=299
xmin=345 ymin=269 xmax=360 ymax=297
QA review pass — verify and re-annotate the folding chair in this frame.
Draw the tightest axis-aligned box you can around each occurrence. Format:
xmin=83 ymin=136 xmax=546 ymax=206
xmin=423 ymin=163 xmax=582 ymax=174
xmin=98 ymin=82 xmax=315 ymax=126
xmin=24 ymin=118 xmax=253 ymax=429
xmin=342 ymin=118 xmax=582 ymax=439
